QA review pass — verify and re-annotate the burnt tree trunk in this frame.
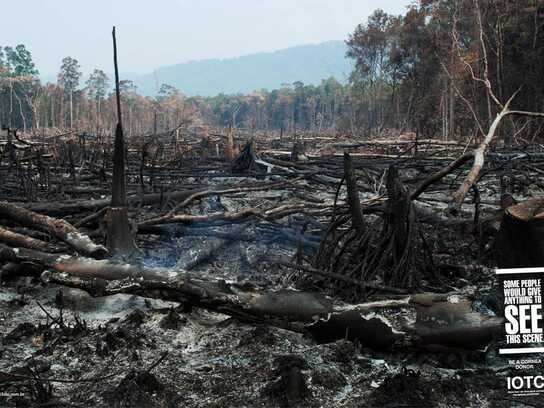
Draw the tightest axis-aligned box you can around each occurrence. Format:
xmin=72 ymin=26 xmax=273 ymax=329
xmin=312 ymin=165 xmax=433 ymax=300
xmin=0 ymin=226 xmax=64 ymax=253
xmin=0 ymin=244 xmax=503 ymax=351
xmin=382 ymin=165 xmax=415 ymax=285
xmin=0 ymin=201 xmax=106 ymax=257
xmin=231 ymin=141 xmax=257 ymax=173
xmin=105 ymin=27 xmax=137 ymax=258
xmin=495 ymin=198 xmax=544 ymax=268
xmin=343 ymin=152 xmax=365 ymax=234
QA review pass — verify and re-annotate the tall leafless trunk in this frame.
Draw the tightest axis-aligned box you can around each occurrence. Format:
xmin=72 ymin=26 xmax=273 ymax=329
xmin=70 ymin=89 xmax=73 ymax=129
xmin=105 ymin=26 xmax=137 ymax=257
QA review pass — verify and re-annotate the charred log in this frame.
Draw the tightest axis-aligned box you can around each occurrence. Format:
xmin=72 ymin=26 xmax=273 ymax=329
xmin=0 ymin=244 xmax=501 ymax=351
xmin=0 ymin=201 xmax=106 ymax=258
xmin=0 ymin=226 xmax=64 ymax=253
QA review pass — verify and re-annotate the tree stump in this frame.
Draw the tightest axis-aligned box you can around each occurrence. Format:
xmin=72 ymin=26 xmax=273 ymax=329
xmin=495 ymin=198 xmax=544 ymax=268
xmin=104 ymin=207 xmax=137 ymax=258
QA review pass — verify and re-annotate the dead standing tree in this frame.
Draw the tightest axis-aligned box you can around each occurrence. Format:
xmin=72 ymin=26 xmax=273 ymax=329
xmin=104 ymin=27 xmax=137 ymax=257
xmin=311 ymin=153 xmax=434 ymax=301
xmin=446 ymin=0 xmax=544 ymax=215
xmin=448 ymin=89 xmax=544 ymax=215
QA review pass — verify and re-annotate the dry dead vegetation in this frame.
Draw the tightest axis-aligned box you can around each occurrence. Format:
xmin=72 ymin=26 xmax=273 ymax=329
xmin=2 ymin=118 xmax=544 ymax=408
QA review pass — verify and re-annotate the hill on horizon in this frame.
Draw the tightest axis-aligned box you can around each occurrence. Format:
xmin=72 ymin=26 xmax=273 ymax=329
xmin=130 ymin=40 xmax=352 ymax=97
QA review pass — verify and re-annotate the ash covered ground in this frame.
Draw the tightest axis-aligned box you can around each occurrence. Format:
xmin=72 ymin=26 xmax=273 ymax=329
xmin=0 ymin=262 xmax=520 ymax=408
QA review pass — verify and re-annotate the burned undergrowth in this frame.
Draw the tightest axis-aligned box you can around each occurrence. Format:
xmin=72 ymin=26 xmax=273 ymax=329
xmin=1 ymin=123 xmax=543 ymax=407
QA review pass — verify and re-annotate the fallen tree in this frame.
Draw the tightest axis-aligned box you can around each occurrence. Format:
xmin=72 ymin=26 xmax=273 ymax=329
xmin=23 ymin=189 xmax=206 ymax=217
xmin=139 ymin=202 xmax=332 ymax=227
xmin=0 ymin=226 xmax=64 ymax=253
xmin=140 ymin=179 xmax=295 ymax=226
xmin=448 ymin=93 xmax=544 ymax=215
xmin=0 ymin=201 xmax=107 ymax=258
xmin=0 ymin=243 xmax=502 ymax=351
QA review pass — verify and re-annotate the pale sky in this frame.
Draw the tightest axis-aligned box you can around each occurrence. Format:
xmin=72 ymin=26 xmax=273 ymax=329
xmin=1 ymin=0 xmax=410 ymax=77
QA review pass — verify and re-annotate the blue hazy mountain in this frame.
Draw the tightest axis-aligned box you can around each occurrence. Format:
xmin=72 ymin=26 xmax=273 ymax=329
xmin=131 ymin=40 xmax=352 ymax=96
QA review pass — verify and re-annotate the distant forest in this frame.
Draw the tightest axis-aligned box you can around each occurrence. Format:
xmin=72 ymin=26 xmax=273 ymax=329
xmin=1 ymin=0 xmax=544 ymax=140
